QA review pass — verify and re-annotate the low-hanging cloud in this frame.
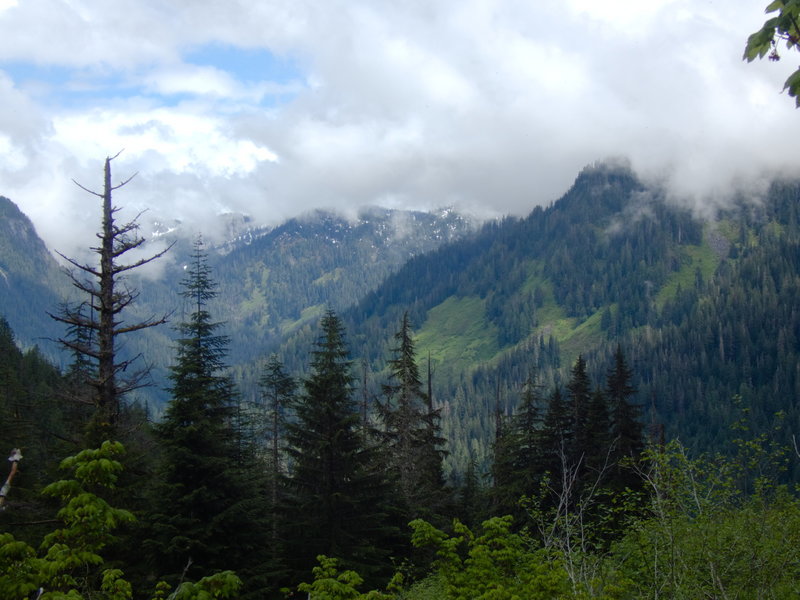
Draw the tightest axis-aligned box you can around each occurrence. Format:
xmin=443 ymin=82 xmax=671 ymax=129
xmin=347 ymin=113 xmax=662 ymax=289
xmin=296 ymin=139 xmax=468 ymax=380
xmin=0 ymin=0 xmax=798 ymax=261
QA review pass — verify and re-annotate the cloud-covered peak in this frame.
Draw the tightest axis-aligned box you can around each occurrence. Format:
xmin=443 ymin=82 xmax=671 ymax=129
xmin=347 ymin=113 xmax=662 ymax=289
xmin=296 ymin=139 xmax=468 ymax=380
xmin=0 ymin=0 xmax=797 ymax=260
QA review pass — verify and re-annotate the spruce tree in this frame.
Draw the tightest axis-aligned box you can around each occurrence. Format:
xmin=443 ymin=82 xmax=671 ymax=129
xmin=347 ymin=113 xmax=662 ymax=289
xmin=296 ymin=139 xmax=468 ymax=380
xmin=283 ymin=310 xmax=394 ymax=583
xmin=258 ymin=354 xmax=295 ymax=580
xmin=379 ymin=312 xmax=446 ymax=521
xmin=566 ymin=355 xmax=592 ymax=471
xmin=491 ymin=367 xmax=545 ymax=522
xmin=539 ymin=388 xmax=573 ymax=499
xmin=605 ymin=345 xmax=644 ymax=490
xmin=584 ymin=387 xmax=612 ymax=475
xmin=490 ymin=387 xmax=516 ymax=516
xmin=512 ymin=368 xmax=545 ymax=496
xmin=149 ymin=238 xmax=267 ymax=594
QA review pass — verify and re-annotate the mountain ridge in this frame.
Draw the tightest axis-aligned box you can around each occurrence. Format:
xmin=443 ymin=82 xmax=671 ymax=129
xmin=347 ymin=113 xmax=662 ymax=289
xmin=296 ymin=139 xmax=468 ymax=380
xmin=2 ymin=164 xmax=799 ymax=479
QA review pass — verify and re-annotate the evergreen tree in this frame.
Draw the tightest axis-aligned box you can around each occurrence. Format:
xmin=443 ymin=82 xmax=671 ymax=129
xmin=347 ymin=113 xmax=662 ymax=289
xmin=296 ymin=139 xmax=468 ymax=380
xmin=379 ymin=312 xmax=446 ymax=521
xmin=149 ymin=238 xmax=267 ymax=595
xmin=258 ymin=353 xmax=295 ymax=579
xmin=458 ymin=452 xmax=483 ymax=528
xmin=538 ymin=388 xmax=573 ymax=499
xmin=512 ymin=368 xmax=545 ymax=497
xmin=566 ymin=355 xmax=592 ymax=471
xmin=605 ymin=345 xmax=644 ymax=490
xmin=490 ymin=367 xmax=545 ymax=522
xmin=584 ymin=387 xmax=612 ymax=475
xmin=283 ymin=310 xmax=395 ymax=583
xmin=490 ymin=389 xmax=517 ymax=517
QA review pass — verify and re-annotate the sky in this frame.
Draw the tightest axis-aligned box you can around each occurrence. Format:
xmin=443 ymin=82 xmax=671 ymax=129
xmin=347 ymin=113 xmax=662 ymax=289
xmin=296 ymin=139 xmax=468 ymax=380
xmin=0 ymin=0 xmax=798 ymax=260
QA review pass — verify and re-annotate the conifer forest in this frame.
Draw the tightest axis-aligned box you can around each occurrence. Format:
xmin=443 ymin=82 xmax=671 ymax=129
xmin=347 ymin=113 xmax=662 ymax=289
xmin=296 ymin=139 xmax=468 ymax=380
xmin=3 ymin=5 xmax=800 ymax=599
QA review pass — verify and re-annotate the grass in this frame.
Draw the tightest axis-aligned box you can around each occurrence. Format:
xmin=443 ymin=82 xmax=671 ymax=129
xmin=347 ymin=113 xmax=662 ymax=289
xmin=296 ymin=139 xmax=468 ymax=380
xmin=416 ymin=296 xmax=500 ymax=374
xmin=313 ymin=268 xmax=343 ymax=286
xmin=655 ymin=239 xmax=721 ymax=310
xmin=280 ymin=303 xmax=326 ymax=335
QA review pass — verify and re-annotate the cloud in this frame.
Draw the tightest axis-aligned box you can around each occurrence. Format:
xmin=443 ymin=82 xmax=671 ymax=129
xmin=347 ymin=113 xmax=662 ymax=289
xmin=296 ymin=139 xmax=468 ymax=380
xmin=0 ymin=0 xmax=798 ymax=261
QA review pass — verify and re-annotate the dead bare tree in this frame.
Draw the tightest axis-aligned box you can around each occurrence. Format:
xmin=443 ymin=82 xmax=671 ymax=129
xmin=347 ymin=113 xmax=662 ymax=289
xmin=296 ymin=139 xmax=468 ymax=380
xmin=50 ymin=153 xmax=172 ymax=443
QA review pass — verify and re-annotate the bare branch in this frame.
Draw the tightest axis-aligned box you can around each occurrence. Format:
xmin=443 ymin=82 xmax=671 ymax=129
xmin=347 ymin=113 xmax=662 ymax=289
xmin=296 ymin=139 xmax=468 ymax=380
xmin=109 ymin=171 xmax=138 ymax=191
xmin=55 ymin=251 xmax=102 ymax=278
xmin=113 ymin=240 xmax=175 ymax=274
xmin=71 ymin=179 xmax=104 ymax=198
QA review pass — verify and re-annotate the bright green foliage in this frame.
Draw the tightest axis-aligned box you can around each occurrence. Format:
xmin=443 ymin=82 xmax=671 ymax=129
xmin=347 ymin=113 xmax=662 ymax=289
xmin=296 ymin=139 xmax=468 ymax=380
xmin=35 ymin=441 xmax=134 ymax=597
xmin=0 ymin=441 xmax=242 ymax=600
xmin=409 ymin=516 xmax=569 ymax=600
xmin=608 ymin=438 xmax=800 ymax=598
xmin=744 ymin=1 xmax=800 ymax=106
xmin=297 ymin=556 xmax=392 ymax=600
xmin=168 ymin=571 xmax=241 ymax=600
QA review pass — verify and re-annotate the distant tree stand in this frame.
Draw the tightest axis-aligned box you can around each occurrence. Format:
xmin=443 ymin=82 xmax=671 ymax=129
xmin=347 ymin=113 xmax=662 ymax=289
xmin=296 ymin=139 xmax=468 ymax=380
xmin=50 ymin=153 xmax=172 ymax=444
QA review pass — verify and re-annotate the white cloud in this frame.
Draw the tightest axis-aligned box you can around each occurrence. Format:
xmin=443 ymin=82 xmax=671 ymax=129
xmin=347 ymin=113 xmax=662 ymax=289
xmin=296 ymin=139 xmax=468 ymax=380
xmin=0 ymin=0 xmax=798 ymax=260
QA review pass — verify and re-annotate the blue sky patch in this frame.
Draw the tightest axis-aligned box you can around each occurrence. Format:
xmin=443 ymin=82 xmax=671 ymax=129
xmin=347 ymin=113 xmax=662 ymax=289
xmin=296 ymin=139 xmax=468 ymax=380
xmin=0 ymin=44 xmax=304 ymax=109
xmin=184 ymin=43 xmax=302 ymax=85
xmin=0 ymin=61 xmax=142 ymax=108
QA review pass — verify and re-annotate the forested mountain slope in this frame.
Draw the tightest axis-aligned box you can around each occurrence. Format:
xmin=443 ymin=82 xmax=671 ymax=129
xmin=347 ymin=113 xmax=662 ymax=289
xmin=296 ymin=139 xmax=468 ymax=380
xmin=0 ymin=200 xmax=475 ymax=402
xmin=276 ymin=163 xmax=799 ymax=474
xmin=0 ymin=196 xmax=70 ymax=356
xmin=211 ymin=206 xmax=475 ymax=365
xmin=2 ymin=163 xmax=798 ymax=477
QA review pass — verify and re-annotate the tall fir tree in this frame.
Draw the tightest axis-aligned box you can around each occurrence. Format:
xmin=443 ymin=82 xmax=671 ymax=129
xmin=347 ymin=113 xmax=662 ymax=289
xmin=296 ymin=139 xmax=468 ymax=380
xmin=584 ymin=387 xmax=612 ymax=475
xmin=605 ymin=345 xmax=644 ymax=490
xmin=539 ymin=387 xmax=573 ymax=500
xmin=566 ymin=355 xmax=592 ymax=472
xmin=148 ymin=238 xmax=268 ymax=596
xmin=490 ymin=389 xmax=517 ymax=517
xmin=512 ymin=367 xmax=546 ymax=497
xmin=379 ymin=312 xmax=447 ymax=522
xmin=490 ymin=367 xmax=545 ymax=522
xmin=258 ymin=353 xmax=295 ymax=581
xmin=283 ymin=310 xmax=395 ymax=584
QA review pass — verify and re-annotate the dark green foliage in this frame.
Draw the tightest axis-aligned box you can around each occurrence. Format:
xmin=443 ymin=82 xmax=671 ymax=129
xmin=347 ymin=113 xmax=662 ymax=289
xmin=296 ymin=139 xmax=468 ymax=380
xmin=379 ymin=313 xmax=447 ymax=522
xmin=0 ymin=317 xmax=77 ymax=521
xmin=283 ymin=310 xmax=396 ymax=583
xmin=490 ymin=367 xmax=545 ymax=521
xmin=258 ymin=354 xmax=295 ymax=581
xmin=491 ymin=351 xmax=645 ymax=536
xmin=149 ymin=239 xmax=268 ymax=593
xmin=566 ymin=355 xmax=592 ymax=471
xmin=605 ymin=345 xmax=643 ymax=491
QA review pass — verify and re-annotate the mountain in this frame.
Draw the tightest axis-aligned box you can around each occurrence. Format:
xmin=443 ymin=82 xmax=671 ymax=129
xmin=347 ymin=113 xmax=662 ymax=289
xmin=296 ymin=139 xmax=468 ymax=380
xmin=0 ymin=196 xmax=70 ymax=356
xmin=0 ymin=201 xmax=477 ymax=403
xmin=281 ymin=163 xmax=797 ymax=475
xmin=211 ymin=205 xmax=476 ymax=365
xmin=2 ymin=165 xmax=799 ymax=481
